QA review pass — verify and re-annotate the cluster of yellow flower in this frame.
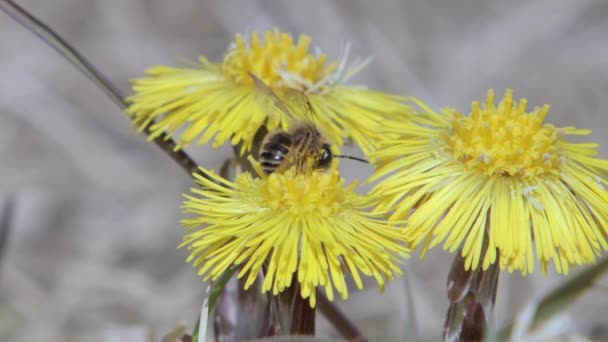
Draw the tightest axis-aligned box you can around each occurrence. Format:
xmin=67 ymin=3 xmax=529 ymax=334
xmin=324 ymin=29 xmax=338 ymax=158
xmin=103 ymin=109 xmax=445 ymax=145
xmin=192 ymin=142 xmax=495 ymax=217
xmin=128 ymin=29 xmax=608 ymax=307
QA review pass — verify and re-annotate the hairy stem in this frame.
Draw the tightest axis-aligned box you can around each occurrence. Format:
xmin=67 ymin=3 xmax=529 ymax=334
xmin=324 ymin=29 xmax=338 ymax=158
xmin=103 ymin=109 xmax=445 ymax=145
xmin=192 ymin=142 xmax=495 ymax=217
xmin=290 ymin=289 xmax=316 ymax=335
xmin=444 ymin=238 xmax=499 ymax=342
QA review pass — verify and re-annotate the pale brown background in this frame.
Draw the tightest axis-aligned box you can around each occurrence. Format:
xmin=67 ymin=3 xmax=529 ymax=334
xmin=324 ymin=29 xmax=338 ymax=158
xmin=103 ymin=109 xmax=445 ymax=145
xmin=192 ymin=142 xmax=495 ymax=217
xmin=1 ymin=1 xmax=608 ymax=341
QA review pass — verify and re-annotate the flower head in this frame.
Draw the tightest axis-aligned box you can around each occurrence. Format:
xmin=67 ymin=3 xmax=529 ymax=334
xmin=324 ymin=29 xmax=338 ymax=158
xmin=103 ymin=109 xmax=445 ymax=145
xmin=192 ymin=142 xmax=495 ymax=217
xmin=127 ymin=29 xmax=408 ymax=155
xmin=180 ymin=160 xmax=408 ymax=307
xmin=371 ymin=89 xmax=608 ymax=275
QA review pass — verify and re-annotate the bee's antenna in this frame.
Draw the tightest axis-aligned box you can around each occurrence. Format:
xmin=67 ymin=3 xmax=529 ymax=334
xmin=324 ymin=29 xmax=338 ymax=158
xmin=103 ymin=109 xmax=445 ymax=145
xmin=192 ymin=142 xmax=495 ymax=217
xmin=336 ymin=155 xmax=369 ymax=164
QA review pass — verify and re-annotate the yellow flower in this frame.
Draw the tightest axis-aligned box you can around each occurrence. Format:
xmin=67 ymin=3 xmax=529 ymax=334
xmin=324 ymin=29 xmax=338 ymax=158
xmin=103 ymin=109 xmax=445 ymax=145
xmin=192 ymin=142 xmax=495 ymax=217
xmin=370 ymin=89 xmax=608 ymax=275
xmin=180 ymin=160 xmax=408 ymax=307
xmin=127 ymin=29 xmax=407 ymax=155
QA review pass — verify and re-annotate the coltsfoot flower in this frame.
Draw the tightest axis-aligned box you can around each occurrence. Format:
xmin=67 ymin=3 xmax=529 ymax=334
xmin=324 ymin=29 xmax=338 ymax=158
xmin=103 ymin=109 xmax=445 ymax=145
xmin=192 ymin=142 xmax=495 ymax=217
xmin=370 ymin=89 xmax=608 ymax=275
xmin=180 ymin=161 xmax=408 ymax=307
xmin=127 ymin=29 xmax=408 ymax=155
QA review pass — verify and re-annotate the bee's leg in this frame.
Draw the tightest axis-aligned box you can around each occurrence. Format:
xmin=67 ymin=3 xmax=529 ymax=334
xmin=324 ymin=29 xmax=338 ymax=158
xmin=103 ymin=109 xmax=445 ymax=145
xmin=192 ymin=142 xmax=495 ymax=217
xmin=296 ymin=131 xmax=312 ymax=172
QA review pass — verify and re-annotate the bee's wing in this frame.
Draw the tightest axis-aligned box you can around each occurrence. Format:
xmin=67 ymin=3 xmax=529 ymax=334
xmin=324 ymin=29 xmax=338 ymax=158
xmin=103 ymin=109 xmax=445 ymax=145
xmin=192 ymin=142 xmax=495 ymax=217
xmin=249 ymin=73 xmax=316 ymax=124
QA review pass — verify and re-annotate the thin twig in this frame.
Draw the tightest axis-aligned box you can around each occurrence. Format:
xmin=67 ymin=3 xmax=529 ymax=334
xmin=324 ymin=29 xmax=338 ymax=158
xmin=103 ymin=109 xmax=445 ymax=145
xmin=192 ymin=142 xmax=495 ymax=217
xmin=0 ymin=0 xmax=202 ymax=178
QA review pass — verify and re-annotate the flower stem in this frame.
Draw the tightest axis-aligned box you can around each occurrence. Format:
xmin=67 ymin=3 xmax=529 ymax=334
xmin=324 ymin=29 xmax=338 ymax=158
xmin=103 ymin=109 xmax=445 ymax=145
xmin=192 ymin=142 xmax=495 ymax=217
xmin=290 ymin=291 xmax=316 ymax=335
xmin=444 ymin=242 xmax=499 ymax=341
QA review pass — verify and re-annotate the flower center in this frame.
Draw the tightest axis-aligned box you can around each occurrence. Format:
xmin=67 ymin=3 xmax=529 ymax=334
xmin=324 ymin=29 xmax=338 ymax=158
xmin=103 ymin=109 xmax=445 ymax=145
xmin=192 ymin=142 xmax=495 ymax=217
xmin=221 ymin=29 xmax=337 ymax=93
xmin=257 ymin=165 xmax=354 ymax=215
xmin=446 ymin=89 xmax=562 ymax=179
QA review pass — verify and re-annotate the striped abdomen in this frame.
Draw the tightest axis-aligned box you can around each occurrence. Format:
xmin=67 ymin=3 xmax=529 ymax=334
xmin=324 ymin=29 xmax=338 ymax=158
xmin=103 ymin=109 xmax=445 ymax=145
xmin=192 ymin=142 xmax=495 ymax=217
xmin=259 ymin=132 xmax=293 ymax=174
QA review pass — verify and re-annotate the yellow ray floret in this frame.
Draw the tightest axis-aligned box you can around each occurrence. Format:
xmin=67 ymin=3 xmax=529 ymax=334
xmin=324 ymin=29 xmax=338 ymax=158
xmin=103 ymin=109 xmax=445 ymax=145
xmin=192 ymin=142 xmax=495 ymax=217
xmin=126 ymin=29 xmax=410 ymax=156
xmin=371 ymin=89 xmax=608 ymax=275
xmin=180 ymin=161 xmax=408 ymax=307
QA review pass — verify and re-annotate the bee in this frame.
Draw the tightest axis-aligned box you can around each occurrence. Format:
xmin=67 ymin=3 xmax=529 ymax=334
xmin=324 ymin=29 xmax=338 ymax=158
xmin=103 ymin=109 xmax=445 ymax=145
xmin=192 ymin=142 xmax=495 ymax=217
xmin=259 ymin=122 xmax=333 ymax=174
xmin=250 ymin=73 xmax=366 ymax=174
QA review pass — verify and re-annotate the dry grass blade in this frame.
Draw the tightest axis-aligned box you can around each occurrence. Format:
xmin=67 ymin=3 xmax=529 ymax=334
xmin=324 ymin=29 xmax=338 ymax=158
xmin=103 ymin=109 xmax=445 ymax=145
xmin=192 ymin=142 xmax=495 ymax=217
xmin=398 ymin=266 xmax=419 ymax=342
xmin=0 ymin=196 xmax=16 ymax=268
xmin=0 ymin=0 xmax=204 ymax=179
xmin=499 ymin=257 xmax=608 ymax=340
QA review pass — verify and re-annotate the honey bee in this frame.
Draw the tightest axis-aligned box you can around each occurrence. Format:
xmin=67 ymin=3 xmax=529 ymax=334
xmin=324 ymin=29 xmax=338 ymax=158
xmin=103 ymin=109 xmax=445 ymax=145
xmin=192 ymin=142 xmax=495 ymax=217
xmin=259 ymin=122 xmax=333 ymax=174
xmin=249 ymin=73 xmax=366 ymax=174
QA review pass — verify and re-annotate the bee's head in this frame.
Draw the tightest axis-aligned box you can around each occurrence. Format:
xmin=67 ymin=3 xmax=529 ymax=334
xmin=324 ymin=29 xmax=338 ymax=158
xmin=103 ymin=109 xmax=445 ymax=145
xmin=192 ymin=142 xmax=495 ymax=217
xmin=315 ymin=143 xmax=333 ymax=169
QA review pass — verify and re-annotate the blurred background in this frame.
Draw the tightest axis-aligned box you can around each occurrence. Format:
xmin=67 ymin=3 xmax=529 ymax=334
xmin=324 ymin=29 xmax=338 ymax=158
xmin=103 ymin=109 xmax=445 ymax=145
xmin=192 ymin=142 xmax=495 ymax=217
xmin=1 ymin=0 xmax=608 ymax=341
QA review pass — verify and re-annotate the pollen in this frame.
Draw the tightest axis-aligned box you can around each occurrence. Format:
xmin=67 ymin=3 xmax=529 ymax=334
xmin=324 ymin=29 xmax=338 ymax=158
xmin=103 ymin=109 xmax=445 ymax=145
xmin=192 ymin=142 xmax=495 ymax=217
xmin=222 ymin=29 xmax=337 ymax=92
xmin=446 ymin=89 xmax=561 ymax=179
